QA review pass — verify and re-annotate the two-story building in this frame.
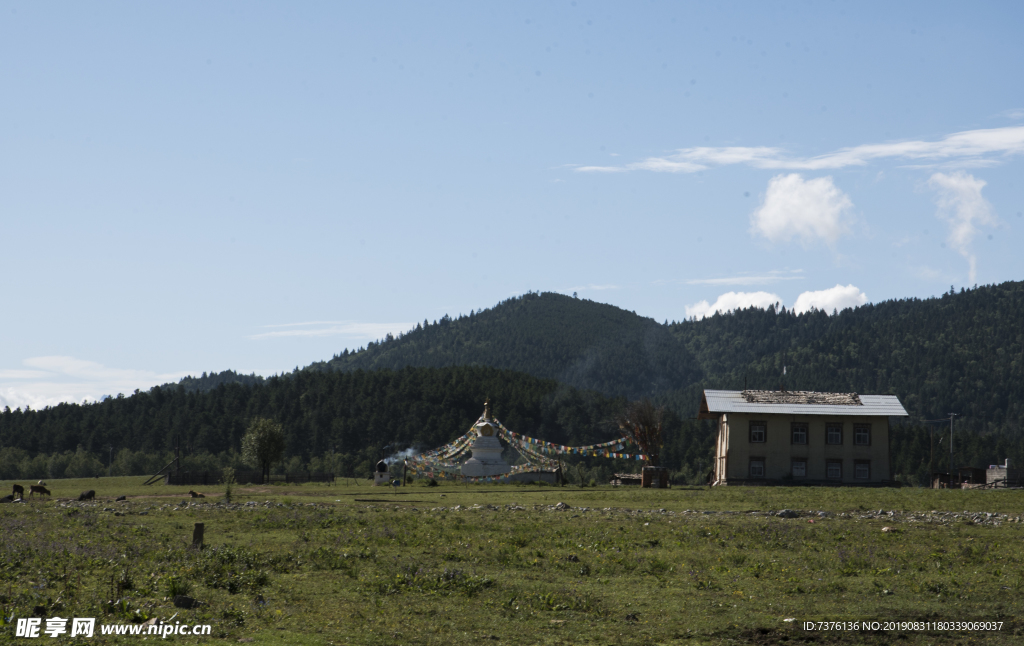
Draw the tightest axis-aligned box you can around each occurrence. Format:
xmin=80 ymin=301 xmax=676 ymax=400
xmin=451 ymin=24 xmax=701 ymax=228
xmin=699 ymin=389 xmax=908 ymax=486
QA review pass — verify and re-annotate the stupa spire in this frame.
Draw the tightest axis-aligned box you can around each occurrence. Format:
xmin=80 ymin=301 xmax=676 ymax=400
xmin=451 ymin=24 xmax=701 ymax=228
xmin=462 ymin=397 xmax=509 ymax=477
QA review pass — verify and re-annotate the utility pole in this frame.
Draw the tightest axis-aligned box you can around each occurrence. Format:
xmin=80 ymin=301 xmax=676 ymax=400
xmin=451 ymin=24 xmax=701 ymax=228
xmin=948 ymin=412 xmax=958 ymax=484
xmin=923 ymin=415 xmax=958 ymax=488
xmin=108 ymin=445 xmax=114 ymax=477
xmin=928 ymin=428 xmax=933 ymax=481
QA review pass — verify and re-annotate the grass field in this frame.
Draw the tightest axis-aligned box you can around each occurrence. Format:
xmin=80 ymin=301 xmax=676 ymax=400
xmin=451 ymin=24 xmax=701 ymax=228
xmin=1 ymin=477 xmax=1023 ymax=644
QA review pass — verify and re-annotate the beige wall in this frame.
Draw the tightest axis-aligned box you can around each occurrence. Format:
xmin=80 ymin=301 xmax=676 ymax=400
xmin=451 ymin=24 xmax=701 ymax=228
xmin=715 ymin=413 xmax=890 ymax=484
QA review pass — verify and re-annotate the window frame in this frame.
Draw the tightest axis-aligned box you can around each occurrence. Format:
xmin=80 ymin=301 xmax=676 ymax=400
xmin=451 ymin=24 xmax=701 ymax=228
xmin=854 ymin=460 xmax=871 ymax=480
xmin=749 ymin=458 xmax=766 ymax=478
xmin=790 ymin=422 xmax=808 ymax=445
xmin=853 ymin=423 xmax=871 ymax=446
xmin=791 ymin=459 xmax=807 ymax=478
xmin=826 ymin=422 xmax=843 ymax=445
xmin=749 ymin=420 xmax=767 ymax=444
xmin=826 ymin=459 xmax=843 ymax=479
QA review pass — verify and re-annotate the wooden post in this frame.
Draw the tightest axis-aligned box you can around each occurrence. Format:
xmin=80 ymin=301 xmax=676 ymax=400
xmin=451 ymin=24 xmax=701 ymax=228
xmin=192 ymin=523 xmax=205 ymax=550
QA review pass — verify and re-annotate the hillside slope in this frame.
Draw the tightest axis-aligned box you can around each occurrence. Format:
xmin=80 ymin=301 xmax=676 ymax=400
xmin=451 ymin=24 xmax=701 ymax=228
xmin=5 ymin=282 xmax=1024 ymax=484
xmin=669 ymin=281 xmax=1024 ymax=431
xmin=310 ymin=292 xmax=704 ymax=400
xmin=302 ymin=283 xmax=1023 ymax=435
xmin=145 ymin=281 xmax=1024 ymax=474
xmin=0 ymin=365 xmax=714 ymax=483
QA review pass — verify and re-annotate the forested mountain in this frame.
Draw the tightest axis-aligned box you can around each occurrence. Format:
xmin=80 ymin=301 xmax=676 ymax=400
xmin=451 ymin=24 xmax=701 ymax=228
xmin=304 ymin=283 xmax=1024 ymax=436
xmin=0 ymin=366 xmax=714 ymax=484
xmin=4 ymin=281 xmax=1023 ymax=486
xmin=667 ymin=282 xmax=1024 ymax=434
xmin=309 ymin=292 xmax=703 ymax=400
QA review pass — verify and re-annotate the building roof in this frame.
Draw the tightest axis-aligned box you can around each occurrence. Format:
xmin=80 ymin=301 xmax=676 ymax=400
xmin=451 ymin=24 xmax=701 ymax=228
xmin=699 ymin=389 xmax=908 ymax=419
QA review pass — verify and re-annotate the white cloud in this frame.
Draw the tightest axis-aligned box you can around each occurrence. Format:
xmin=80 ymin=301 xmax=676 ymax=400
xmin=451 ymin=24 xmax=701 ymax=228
xmin=685 ymin=291 xmax=781 ymax=319
xmin=750 ymin=174 xmax=854 ymax=245
xmin=0 ymin=369 xmax=50 ymax=380
xmin=249 ymin=320 xmax=414 ymax=340
xmin=792 ymin=284 xmax=868 ymax=315
xmin=23 ymin=356 xmax=158 ymax=382
xmin=0 ymin=356 xmax=191 ymax=410
xmin=626 ymin=158 xmax=708 ymax=173
xmin=574 ymin=125 xmax=1024 ymax=173
xmin=927 ymin=171 xmax=998 ymax=283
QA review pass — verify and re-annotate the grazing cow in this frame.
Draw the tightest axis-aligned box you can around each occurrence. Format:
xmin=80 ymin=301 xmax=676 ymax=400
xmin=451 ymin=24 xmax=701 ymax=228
xmin=29 ymin=485 xmax=51 ymax=497
xmin=188 ymin=490 xmax=205 ymax=498
xmin=38 ymin=480 xmax=46 ymax=486
xmin=78 ymin=490 xmax=96 ymax=501
xmin=12 ymin=484 xmax=24 ymax=500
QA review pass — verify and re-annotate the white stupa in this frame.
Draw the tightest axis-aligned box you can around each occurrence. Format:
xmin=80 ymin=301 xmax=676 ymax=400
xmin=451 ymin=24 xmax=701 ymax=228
xmin=461 ymin=399 xmax=511 ymax=477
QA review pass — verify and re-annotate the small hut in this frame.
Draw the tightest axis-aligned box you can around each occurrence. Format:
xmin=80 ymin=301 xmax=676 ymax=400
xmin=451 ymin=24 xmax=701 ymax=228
xmin=987 ymin=460 xmax=1022 ymax=488
xmin=642 ymin=466 xmax=670 ymax=488
xmin=373 ymin=460 xmax=390 ymax=486
xmin=610 ymin=473 xmax=642 ymax=486
xmin=957 ymin=467 xmax=987 ymax=488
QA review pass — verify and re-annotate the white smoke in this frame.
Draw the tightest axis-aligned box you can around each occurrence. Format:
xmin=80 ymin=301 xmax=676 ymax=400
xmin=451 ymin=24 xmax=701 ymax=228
xmin=928 ymin=171 xmax=998 ymax=283
xmin=384 ymin=447 xmax=419 ymax=463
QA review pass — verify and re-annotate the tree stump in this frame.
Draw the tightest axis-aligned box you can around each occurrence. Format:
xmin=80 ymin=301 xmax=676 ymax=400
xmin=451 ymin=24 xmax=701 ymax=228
xmin=192 ymin=522 xmax=205 ymax=550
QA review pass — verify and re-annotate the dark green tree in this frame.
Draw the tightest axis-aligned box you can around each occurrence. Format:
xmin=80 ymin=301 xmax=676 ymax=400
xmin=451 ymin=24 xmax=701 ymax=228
xmin=241 ymin=418 xmax=286 ymax=483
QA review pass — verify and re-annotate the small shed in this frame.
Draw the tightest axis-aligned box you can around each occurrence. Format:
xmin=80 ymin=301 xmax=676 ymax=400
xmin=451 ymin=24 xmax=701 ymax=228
xmin=373 ymin=460 xmax=390 ymax=486
xmin=987 ymin=462 xmax=1023 ymax=488
xmin=931 ymin=472 xmax=952 ymax=489
xmin=610 ymin=473 xmax=642 ymax=486
xmin=957 ymin=467 xmax=987 ymax=486
xmin=641 ymin=466 xmax=670 ymax=488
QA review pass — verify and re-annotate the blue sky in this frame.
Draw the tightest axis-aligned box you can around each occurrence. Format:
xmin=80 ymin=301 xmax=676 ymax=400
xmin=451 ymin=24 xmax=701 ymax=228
xmin=2 ymin=1 xmax=1023 ymax=408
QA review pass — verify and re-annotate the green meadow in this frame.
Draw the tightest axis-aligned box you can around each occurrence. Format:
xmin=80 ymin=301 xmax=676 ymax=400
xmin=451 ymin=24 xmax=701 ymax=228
xmin=1 ymin=477 xmax=1023 ymax=644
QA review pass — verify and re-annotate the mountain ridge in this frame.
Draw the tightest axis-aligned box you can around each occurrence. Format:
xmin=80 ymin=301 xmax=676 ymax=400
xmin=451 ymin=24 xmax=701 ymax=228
xmin=309 ymin=292 xmax=704 ymax=400
xmin=165 ymin=281 xmax=1023 ymax=436
xmin=5 ymin=281 xmax=1024 ymax=485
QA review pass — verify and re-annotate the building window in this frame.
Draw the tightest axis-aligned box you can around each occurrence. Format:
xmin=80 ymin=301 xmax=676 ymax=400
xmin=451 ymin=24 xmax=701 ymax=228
xmin=749 ymin=459 xmax=765 ymax=478
xmin=854 ymin=424 xmax=871 ymax=446
xmin=792 ymin=459 xmax=807 ymax=478
xmin=826 ymin=423 xmax=843 ymax=445
xmin=855 ymin=460 xmax=870 ymax=480
xmin=827 ymin=460 xmax=843 ymax=479
xmin=791 ymin=423 xmax=808 ymax=445
xmin=749 ymin=421 xmax=766 ymax=443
